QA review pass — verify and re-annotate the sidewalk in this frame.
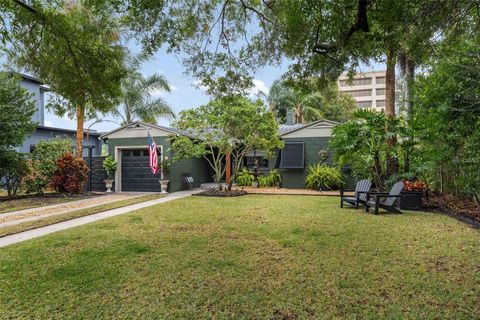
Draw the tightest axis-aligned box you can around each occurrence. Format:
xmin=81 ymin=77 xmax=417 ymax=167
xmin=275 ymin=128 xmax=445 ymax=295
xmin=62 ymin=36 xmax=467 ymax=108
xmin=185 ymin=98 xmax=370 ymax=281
xmin=0 ymin=189 xmax=200 ymax=248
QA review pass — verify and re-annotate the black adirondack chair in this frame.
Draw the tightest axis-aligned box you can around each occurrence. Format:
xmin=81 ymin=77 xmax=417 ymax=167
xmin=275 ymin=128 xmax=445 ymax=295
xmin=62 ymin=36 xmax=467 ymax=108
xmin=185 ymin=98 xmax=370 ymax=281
xmin=340 ymin=179 xmax=372 ymax=209
xmin=364 ymin=181 xmax=404 ymax=214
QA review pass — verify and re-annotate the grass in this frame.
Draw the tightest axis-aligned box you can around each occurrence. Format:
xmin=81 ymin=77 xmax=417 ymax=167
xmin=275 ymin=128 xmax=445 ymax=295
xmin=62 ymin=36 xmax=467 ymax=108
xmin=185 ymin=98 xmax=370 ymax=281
xmin=0 ymin=194 xmax=163 ymax=238
xmin=0 ymin=194 xmax=92 ymax=214
xmin=0 ymin=195 xmax=479 ymax=319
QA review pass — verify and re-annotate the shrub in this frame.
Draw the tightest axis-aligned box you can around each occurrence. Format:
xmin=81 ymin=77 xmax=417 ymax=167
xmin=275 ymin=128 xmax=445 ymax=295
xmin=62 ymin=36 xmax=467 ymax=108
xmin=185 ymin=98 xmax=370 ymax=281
xmin=257 ymin=169 xmax=283 ymax=188
xmin=102 ymin=156 xmax=117 ymax=180
xmin=25 ymin=138 xmax=71 ymax=194
xmin=305 ymin=164 xmax=344 ymax=190
xmin=52 ymin=153 xmax=89 ymax=194
xmin=403 ymin=180 xmax=427 ymax=192
xmin=0 ymin=150 xmax=30 ymax=197
xmin=236 ymin=168 xmax=254 ymax=186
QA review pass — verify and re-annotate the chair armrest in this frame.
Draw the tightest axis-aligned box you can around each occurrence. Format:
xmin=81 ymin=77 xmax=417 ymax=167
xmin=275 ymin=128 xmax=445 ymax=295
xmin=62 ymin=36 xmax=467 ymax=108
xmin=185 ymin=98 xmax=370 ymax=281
xmin=340 ymin=189 xmax=355 ymax=192
xmin=365 ymin=192 xmax=389 ymax=196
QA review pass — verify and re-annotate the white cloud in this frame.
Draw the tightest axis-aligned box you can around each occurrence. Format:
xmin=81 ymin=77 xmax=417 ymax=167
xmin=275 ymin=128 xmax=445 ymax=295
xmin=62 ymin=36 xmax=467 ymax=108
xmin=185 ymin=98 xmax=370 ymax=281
xmin=192 ymin=80 xmax=208 ymax=92
xmin=248 ymin=79 xmax=269 ymax=98
xmin=149 ymin=83 xmax=178 ymax=97
xmin=170 ymin=84 xmax=179 ymax=92
xmin=44 ymin=120 xmax=53 ymax=127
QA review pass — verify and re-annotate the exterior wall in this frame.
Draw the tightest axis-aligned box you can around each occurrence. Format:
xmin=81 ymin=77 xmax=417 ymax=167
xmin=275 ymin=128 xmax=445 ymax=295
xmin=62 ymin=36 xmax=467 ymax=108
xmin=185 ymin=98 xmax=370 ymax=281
xmin=337 ymin=70 xmax=386 ymax=112
xmin=19 ymin=77 xmax=45 ymax=126
xmin=106 ymin=136 xmax=211 ymax=192
xmin=274 ymin=137 xmax=333 ymax=189
xmin=19 ymin=128 xmax=103 ymax=157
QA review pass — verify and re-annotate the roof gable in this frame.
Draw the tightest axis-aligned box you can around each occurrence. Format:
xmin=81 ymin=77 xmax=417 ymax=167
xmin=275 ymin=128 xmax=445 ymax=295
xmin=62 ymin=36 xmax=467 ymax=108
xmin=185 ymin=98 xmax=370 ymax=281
xmin=280 ymin=119 xmax=337 ymax=138
xmin=100 ymin=122 xmax=186 ymax=139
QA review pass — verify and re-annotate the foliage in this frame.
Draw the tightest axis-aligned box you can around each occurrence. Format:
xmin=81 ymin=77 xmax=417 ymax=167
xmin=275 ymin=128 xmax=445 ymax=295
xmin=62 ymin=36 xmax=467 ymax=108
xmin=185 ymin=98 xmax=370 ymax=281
xmin=25 ymin=138 xmax=72 ymax=194
xmin=2 ymin=1 xmax=127 ymax=156
xmin=112 ymin=62 xmax=174 ymax=125
xmin=172 ymin=96 xmax=283 ymax=189
xmin=411 ymin=31 xmax=480 ymax=199
xmin=257 ymin=170 xmax=282 ymax=188
xmin=0 ymin=73 xmax=36 ymax=151
xmin=305 ymin=164 xmax=344 ymax=190
xmin=52 ymin=153 xmax=89 ymax=194
xmin=268 ymin=80 xmax=356 ymax=123
xmin=0 ymin=150 xmax=30 ymax=197
xmin=236 ymin=168 xmax=254 ymax=186
xmin=330 ymin=109 xmax=400 ymax=190
xmin=102 ymin=156 xmax=117 ymax=180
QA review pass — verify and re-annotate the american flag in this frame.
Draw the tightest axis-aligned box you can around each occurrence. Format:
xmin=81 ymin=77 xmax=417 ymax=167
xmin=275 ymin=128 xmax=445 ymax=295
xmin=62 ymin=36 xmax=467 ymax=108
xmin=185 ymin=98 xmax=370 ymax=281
xmin=147 ymin=133 xmax=159 ymax=174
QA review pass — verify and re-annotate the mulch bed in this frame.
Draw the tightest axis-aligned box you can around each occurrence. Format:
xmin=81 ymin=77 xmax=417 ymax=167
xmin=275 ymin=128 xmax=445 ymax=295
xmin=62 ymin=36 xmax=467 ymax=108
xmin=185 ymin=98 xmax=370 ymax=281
xmin=194 ymin=190 xmax=247 ymax=197
xmin=423 ymin=193 xmax=480 ymax=229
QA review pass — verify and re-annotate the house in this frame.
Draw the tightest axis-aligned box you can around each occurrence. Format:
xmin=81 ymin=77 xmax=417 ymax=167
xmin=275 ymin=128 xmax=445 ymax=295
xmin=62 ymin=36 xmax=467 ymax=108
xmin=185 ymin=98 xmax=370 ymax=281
xmin=99 ymin=122 xmax=212 ymax=192
xmin=17 ymin=73 xmax=103 ymax=157
xmin=100 ymin=116 xmax=340 ymax=192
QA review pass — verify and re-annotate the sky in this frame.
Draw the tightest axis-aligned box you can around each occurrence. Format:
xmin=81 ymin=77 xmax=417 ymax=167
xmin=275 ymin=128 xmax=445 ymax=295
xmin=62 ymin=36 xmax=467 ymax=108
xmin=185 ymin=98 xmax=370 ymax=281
xmin=36 ymin=41 xmax=384 ymax=134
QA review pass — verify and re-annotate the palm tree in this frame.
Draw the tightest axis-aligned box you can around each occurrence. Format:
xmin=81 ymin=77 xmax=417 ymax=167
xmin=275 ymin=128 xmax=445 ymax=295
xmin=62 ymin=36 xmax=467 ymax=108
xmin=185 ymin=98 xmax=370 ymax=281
xmin=268 ymin=80 xmax=321 ymax=124
xmin=113 ymin=71 xmax=175 ymax=125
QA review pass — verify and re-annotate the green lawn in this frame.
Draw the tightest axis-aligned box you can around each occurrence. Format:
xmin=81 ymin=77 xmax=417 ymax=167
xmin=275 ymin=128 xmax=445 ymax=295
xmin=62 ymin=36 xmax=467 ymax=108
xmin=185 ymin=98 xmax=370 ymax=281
xmin=0 ymin=195 xmax=479 ymax=319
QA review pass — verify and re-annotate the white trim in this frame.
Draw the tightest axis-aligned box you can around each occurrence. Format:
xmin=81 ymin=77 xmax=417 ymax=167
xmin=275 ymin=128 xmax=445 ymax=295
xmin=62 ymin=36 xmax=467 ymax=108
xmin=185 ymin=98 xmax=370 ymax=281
xmin=114 ymin=145 xmax=164 ymax=192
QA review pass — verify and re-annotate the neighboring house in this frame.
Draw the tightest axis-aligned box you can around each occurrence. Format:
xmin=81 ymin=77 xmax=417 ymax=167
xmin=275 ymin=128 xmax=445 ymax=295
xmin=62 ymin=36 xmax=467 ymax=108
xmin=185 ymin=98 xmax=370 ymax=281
xmin=99 ymin=122 xmax=212 ymax=193
xmin=17 ymin=74 xmax=103 ymax=156
xmin=100 ymin=116 xmax=342 ymax=192
xmin=337 ymin=70 xmax=386 ymax=112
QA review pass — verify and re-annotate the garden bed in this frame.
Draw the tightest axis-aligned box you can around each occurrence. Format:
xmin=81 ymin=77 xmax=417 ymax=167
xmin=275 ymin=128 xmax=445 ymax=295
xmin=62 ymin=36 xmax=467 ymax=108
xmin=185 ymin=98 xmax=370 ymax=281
xmin=424 ymin=193 xmax=480 ymax=228
xmin=194 ymin=189 xmax=247 ymax=197
xmin=233 ymin=186 xmax=353 ymax=196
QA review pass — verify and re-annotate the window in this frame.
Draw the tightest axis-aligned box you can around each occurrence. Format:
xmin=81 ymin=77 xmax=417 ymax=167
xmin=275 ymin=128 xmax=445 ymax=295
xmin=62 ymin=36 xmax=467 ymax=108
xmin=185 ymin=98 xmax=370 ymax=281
xmin=345 ymin=89 xmax=372 ymax=97
xmin=280 ymin=142 xmax=304 ymax=169
xmin=245 ymin=156 xmax=269 ymax=169
xmin=376 ymin=88 xmax=385 ymax=95
xmin=29 ymin=145 xmax=36 ymax=153
xmin=356 ymin=101 xmax=372 ymax=108
xmin=376 ymin=100 xmax=385 ymax=107
xmin=339 ymin=77 xmax=372 ymax=87
xmin=376 ymin=77 xmax=385 ymax=84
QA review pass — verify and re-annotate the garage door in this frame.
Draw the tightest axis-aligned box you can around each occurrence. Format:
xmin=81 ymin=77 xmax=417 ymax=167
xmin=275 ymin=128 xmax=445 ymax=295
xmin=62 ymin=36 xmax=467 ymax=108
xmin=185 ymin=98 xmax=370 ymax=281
xmin=121 ymin=149 xmax=161 ymax=192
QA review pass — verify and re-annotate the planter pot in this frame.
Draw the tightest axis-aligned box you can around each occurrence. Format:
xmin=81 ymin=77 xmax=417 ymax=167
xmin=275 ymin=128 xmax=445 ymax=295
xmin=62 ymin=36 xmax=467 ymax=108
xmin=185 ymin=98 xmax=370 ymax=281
xmin=159 ymin=179 xmax=169 ymax=194
xmin=400 ymin=191 xmax=423 ymax=210
xmin=103 ymin=179 xmax=114 ymax=193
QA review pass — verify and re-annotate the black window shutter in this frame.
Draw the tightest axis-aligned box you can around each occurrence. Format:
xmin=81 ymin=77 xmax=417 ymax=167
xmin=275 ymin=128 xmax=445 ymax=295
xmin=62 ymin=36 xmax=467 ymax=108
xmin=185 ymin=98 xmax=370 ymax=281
xmin=280 ymin=142 xmax=304 ymax=169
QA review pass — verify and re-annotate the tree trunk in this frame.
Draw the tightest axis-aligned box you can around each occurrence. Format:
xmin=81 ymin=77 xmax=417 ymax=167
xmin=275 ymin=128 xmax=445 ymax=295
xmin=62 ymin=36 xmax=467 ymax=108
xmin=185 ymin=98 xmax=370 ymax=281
xmin=385 ymin=47 xmax=398 ymax=177
xmin=76 ymin=104 xmax=85 ymax=157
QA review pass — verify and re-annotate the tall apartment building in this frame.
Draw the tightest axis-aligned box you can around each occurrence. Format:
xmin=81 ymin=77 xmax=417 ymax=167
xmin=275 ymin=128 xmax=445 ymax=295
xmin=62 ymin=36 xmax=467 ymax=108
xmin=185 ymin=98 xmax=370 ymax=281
xmin=337 ymin=70 xmax=386 ymax=112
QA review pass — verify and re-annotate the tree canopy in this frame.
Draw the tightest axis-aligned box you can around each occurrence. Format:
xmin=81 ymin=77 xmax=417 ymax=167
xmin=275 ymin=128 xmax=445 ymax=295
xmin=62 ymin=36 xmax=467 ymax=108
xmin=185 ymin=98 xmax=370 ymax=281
xmin=1 ymin=0 xmax=128 ymax=156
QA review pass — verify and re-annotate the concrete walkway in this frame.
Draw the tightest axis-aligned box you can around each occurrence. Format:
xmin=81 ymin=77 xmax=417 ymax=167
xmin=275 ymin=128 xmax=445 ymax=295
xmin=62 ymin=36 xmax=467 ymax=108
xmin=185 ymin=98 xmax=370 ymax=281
xmin=0 ymin=189 xmax=200 ymax=248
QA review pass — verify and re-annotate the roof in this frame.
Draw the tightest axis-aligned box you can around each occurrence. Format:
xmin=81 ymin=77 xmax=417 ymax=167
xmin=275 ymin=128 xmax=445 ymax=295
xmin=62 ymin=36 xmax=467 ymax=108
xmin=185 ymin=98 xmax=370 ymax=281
xmin=99 ymin=121 xmax=197 ymax=139
xmin=36 ymin=125 xmax=101 ymax=135
xmin=279 ymin=119 xmax=338 ymax=137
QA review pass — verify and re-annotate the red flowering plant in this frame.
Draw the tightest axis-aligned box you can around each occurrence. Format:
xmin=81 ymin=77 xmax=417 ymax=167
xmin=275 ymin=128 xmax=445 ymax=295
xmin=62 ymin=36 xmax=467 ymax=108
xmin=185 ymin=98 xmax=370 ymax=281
xmin=403 ymin=180 xmax=427 ymax=192
xmin=52 ymin=153 xmax=89 ymax=194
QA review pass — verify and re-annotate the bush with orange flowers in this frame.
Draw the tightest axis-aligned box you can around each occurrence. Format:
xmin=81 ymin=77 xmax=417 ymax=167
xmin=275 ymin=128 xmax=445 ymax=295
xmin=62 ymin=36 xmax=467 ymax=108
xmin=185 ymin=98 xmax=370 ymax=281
xmin=52 ymin=153 xmax=89 ymax=194
xmin=403 ymin=180 xmax=427 ymax=192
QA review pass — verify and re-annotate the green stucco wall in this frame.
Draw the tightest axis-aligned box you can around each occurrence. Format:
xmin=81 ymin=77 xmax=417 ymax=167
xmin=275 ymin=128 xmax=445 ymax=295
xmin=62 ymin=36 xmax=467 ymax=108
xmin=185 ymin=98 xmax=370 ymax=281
xmin=106 ymin=136 xmax=211 ymax=192
xmin=275 ymin=137 xmax=333 ymax=189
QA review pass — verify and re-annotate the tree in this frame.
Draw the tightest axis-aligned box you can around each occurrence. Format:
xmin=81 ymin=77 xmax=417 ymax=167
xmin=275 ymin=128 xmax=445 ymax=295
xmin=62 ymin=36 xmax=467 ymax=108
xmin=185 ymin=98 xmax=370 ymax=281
xmin=330 ymin=109 xmax=400 ymax=190
xmin=268 ymin=80 xmax=356 ymax=123
xmin=2 ymin=0 xmax=127 ymax=156
xmin=172 ymin=96 xmax=283 ymax=190
xmin=0 ymin=72 xmax=36 ymax=151
xmin=112 ymin=69 xmax=174 ymax=125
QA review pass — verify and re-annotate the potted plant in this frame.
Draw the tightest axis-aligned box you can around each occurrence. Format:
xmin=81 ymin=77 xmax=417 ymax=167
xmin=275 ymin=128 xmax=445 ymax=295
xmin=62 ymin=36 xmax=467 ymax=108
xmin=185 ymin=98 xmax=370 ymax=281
xmin=400 ymin=180 xmax=427 ymax=210
xmin=102 ymin=156 xmax=117 ymax=192
xmin=159 ymin=156 xmax=171 ymax=193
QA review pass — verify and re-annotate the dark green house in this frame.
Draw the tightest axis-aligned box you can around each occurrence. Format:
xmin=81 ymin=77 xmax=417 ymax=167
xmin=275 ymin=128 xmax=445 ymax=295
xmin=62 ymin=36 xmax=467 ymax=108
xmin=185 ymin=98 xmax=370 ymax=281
xmin=100 ymin=119 xmax=338 ymax=192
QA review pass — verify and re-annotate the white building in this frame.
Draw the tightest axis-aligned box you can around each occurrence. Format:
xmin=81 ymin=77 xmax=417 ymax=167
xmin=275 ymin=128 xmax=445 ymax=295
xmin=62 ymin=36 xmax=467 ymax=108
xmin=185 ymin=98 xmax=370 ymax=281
xmin=337 ymin=70 xmax=386 ymax=112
